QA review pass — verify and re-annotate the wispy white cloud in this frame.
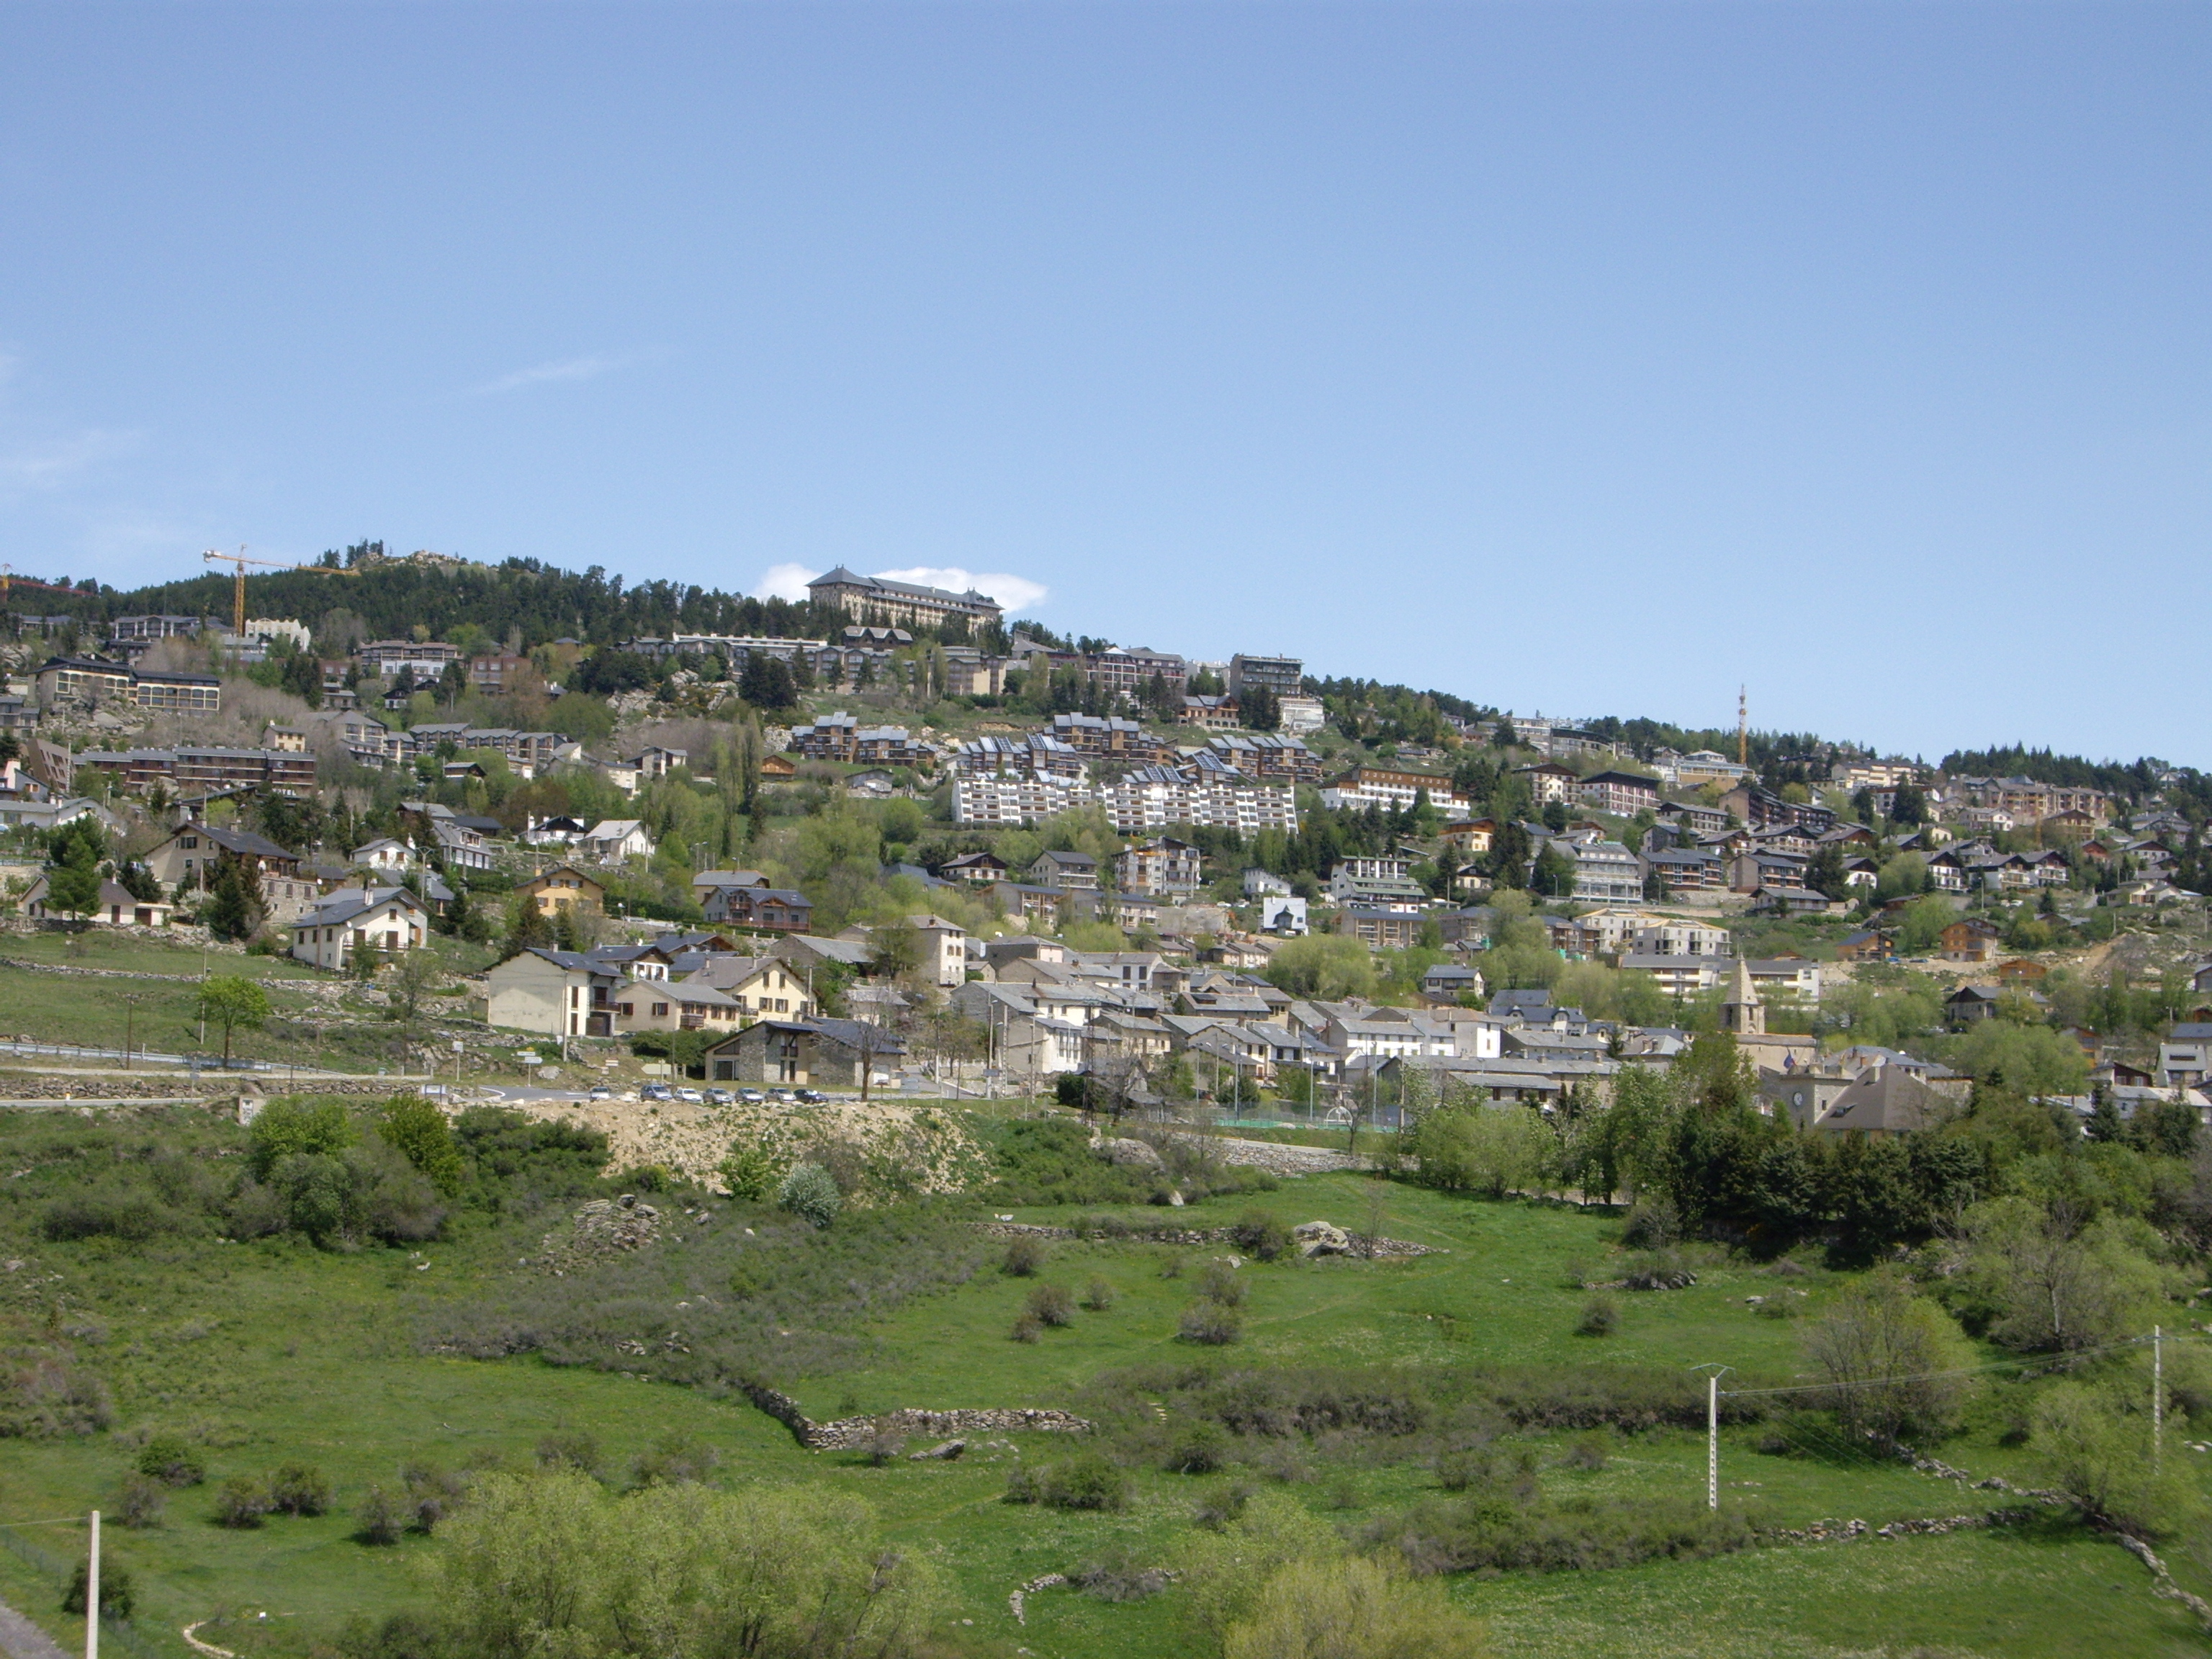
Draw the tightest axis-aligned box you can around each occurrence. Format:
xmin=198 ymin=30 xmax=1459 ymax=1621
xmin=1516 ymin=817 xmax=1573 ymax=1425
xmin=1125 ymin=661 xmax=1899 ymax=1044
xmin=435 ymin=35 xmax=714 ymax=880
xmin=752 ymin=562 xmax=822 ymax=603
xmin=872 ymin=567 xmax=1048 ymax=613
xmin=0 ymin=428 xmax=138 ymax=495
xmin=470 ymin=354 xmax=636 ymax=397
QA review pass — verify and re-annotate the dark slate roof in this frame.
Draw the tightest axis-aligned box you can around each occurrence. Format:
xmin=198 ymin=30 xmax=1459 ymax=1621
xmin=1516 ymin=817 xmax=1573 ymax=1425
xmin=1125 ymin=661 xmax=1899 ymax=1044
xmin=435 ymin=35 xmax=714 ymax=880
xmin=307 ymin=886 xmax=425 ymax=927
xmin=184 ymin=822 xmax=295 ymax=860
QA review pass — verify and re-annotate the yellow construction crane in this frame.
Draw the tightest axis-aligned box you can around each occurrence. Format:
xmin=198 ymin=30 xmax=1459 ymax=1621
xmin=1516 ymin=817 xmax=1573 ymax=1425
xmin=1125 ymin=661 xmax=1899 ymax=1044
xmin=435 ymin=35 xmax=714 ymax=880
xmin=200 ymin=547 xmax=355 ymax=635
xmin=0 ymin=564 xmax=81 ymax=604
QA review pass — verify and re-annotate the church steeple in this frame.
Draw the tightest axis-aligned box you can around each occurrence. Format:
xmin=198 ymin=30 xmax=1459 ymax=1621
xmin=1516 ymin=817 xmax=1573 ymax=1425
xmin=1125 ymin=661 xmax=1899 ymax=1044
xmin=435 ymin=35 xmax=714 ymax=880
xmin=1721 ymin=956 xmax=1764 ymax=1036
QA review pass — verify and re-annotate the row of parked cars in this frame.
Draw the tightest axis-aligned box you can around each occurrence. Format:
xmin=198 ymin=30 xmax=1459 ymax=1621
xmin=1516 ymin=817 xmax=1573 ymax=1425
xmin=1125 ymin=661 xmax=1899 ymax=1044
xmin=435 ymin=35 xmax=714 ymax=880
xmin=634 ymin=1082 xmax=830 ymax=1106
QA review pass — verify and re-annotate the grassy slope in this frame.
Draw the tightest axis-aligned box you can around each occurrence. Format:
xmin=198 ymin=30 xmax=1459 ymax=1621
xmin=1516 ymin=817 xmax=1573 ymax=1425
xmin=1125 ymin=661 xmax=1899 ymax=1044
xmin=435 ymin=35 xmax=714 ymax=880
xmin=0 ymin=932 xmax=495 ymax=1074
xmin=0 ymin=1146 xmax=2200 ymax=1656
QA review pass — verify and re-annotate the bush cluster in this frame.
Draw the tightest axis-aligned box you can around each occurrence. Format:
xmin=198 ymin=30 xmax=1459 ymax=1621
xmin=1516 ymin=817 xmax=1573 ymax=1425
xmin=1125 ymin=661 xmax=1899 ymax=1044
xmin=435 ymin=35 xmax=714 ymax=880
xmin=1367 ymin=1488 xmax=1761 ymax=1575
xmin=982 ymin=1118 xmax=1277 ymax=1208
xmin=17 ymin=1101 xmax=613 ymax=1260
xmin=211 ymin=1463 xmax=329 ymax=1528
xmin=1005 ymin=1449 xmax=1128 ymax=1511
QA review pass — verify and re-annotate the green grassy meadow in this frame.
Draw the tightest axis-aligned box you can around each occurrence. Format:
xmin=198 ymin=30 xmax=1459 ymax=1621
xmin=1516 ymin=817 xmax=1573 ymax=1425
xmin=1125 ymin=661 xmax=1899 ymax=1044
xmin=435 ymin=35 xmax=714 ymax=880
xmin=0 ymin=1111 xmax=2201 ymax=1658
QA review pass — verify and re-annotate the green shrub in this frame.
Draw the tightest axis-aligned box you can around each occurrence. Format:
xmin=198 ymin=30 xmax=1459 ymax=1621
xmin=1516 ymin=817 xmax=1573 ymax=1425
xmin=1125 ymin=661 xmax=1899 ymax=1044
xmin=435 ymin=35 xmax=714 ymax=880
xmin=1043 ymin=1450 xmax=1129 ymax=1511
xmin=261 ymin=1138 xmax=446 ymax=1249
xmin=115 ymin=1471 xmax=166 ymax=1529
xmin=629 ymin=1435 xmax=718 ymax=1488
xmin=41 ymin=1187 xmax=179 ymax=1244
xmin=1002 ymin=1235 xmax=1047 ymax=1276
xmin=536 ymin=1431 xmax=600 ymax=1475
xmin=1010 ymin=1314 xmax=1042 ymax=1344
xmin=135 ymin=1434 xmax=204 ymax=1486
xmin=2031 ymin=1382 xmax=2204 ymax=1537
xmin=1166 ymin=1421 xmax=1231 ymax=1475
xmin=1619 ymin=1195 xmax=1679 ymax=1250
xmin=775 ymin=1163 xmax=842 ymax=1228
xmin=62 ymin=1558 xmax=132 ymax=1620
xmin=269 ymin=1462 xmax=331 ymax=1516
xmin=376 ymin=1093 xmax=464 ymax=1194
xmin=1559 ymin=1434 xmax=1609 ymax=1471
xmin=1230 ymin=1210 xmax=1292 ymax=1262
xmin=1004 ymin=1453 xmax=1129 ymax=1509
xmin=247 ymin=1099 xmax=356 ymax=1182
xmin=616 ymin=1164 xmax=670 ymax=1194
xmin=1437 ymin=1446 xmax=1537 ymax=1498
xmin=1576 ymin=1296 xmax=1619 ymax=1337
xmin=356 ymin=1485 xmax=405 ymax=1546
xmin=0 ymin=1358 xmax=113 ymax=1439
xmin=1180 ymin=1303 xmax=1243 ymax=1345
xmin=1367 ymin=1488 xmax=1760 ymax=1575
xmin=1482 ymin=1364 xmax=1767 ymax=1432
xmin=719 ymin=1141 xmax=778 ymax=1202
xmin=213 ymin=1476 xmax=271 ymax=1528
xmin=403 ymin=1462 xmax=467 ymax=1531
xmin=1081 ymin=1276 xmax=1115 ymax=1311
xmin=1197 ymin=1262 xmax=1246 ymax=1307
xmin=1027 ymin=1285 xmax=1076 ymax=1327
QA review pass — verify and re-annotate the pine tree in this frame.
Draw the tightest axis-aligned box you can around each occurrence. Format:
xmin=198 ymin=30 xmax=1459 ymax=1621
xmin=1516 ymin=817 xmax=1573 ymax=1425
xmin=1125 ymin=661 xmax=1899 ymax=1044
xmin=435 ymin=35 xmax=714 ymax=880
xmin=44 ymin=829 xmax=103 ymax=922
xmin=204 ymin=857 xmax=259 ymax=942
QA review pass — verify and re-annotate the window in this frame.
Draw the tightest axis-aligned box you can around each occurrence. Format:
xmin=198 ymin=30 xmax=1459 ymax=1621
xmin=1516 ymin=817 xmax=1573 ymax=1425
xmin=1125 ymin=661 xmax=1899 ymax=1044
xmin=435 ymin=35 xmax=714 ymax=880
xmin=652 ymin=1002 xmax=669 ymax=1018
xmin=618 ymin=1003 xmax=633 ymax=1017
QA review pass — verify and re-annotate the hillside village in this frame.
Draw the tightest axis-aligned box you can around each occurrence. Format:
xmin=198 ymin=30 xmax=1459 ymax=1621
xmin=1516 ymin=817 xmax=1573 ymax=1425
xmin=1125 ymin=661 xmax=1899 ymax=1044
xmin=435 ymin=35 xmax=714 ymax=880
xmin=0 ymin=553 xmax=2205 ymax=1136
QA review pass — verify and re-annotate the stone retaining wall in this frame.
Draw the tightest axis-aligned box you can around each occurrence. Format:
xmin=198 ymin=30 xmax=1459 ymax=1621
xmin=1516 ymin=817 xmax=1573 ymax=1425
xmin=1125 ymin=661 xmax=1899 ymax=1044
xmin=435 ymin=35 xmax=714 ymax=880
xmin=1202 ymin=1134 xmax=1369 ymax=1176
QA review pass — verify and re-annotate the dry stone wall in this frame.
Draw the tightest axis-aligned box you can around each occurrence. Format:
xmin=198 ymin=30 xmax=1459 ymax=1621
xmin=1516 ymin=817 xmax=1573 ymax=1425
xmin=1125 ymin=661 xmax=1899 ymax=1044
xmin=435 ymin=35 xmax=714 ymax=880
xmin=737 ymin=1380 xmax=1089 ymax=1449
xmin=971 ymin=1220 xmax=1439 ymax=1257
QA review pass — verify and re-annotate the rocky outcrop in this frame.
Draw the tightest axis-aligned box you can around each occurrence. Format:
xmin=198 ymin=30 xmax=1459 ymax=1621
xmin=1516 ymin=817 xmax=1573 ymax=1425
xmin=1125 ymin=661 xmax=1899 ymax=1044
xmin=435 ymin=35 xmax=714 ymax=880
xmin=1762 ymin=1509 xmax=2044 ymax=1545
xmin=534 ymin=1194 xmax=661 ymax=1273
xmin=1095 ymin=1137 xmax=1165 ymax=1169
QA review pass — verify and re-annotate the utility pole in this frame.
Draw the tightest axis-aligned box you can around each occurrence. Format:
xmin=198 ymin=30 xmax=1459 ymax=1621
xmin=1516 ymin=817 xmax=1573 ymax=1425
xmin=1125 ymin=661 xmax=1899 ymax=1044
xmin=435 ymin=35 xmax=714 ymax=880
xmin=1708 ymin=1374 xmax=1719 ymax=1510
xmin=2154 ymin=1324 xmax=2164 ymax=1468
xmin=84 ymin=1508 xmax=99 ymax=1659
xmin=1737 ymin=686 xmax=1748 ymax=769
xmin=1691 ymin=1365 xmax=1730 ymax=1509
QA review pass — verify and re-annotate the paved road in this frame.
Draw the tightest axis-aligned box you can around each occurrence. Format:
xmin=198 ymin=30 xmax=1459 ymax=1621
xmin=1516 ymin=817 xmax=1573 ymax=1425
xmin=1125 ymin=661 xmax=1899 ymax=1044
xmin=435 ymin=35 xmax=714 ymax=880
xmin=0 ymin=1596 xmax=66 ymax=1659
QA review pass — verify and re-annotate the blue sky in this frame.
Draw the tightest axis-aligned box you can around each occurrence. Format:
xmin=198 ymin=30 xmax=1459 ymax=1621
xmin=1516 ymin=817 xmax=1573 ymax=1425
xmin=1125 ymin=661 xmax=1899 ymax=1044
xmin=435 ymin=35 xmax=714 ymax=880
xmin=1 ymin=3 xmax=2206 ymax=763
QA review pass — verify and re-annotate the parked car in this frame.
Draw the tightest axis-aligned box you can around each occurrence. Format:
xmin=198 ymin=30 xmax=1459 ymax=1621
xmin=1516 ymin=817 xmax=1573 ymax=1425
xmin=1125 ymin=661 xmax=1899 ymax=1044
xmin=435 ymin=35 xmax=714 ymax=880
xmin=588 ymin=1084 xmax=613 ymax=1100
xmin=704 ymin=1088 xmax=733 ymax=1105
xmin=737 ymin=1089 xmax=766 ymax=1104
xmin=795 ymin=1089 xmax=827 ymax=1104
xmin=641 ymin=1082 xmax=674 ymax=1102
xmin=770 ymin=1089 xmax=797 ymax=1104
xmin=675 ymin=1087 xmax=703 ymax=1104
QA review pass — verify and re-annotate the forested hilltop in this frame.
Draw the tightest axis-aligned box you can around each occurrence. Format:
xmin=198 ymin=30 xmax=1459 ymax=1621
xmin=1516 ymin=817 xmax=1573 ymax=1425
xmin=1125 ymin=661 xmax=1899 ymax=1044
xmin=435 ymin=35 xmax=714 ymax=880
xmin=20 ymin=547 xmax=2206 ymax=799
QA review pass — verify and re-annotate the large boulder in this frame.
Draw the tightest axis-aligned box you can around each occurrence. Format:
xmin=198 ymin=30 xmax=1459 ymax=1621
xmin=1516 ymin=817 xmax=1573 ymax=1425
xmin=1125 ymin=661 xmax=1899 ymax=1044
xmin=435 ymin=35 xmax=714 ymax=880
xmin=1293 ymin=1220 xmax=1354 ymax=1256
xmin=1096 ymin=1137 xmax=1165 ymax=1170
